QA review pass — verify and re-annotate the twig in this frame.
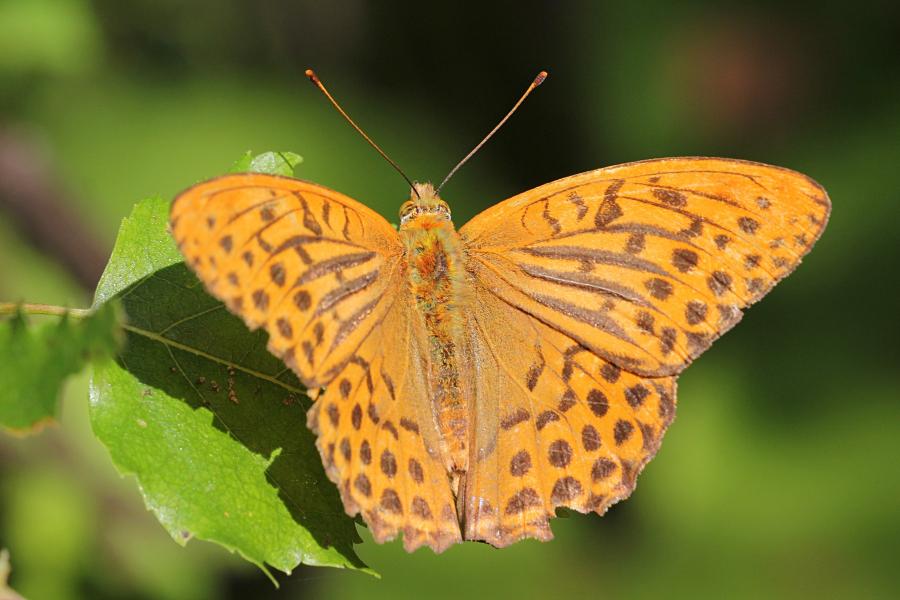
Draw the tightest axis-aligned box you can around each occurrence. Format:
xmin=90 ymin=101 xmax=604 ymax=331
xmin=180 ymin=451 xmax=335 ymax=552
xmin=0 ymin=302 xmax=91 ymax=319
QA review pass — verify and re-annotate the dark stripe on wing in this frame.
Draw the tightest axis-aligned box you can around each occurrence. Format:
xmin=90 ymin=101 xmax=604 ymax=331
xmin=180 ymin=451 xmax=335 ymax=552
xmin=296 ymin=251 xmax=377 ymax=285
xmin=518 ymin=245 xmax=672 ymax=278
xmin=518 ymin=264 xmax=651 ymax=307
xmin=315 ymin=269 xmax=381 ymax=316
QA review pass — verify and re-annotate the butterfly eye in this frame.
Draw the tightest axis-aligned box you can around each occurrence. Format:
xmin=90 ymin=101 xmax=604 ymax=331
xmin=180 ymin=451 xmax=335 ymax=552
xmin=399 ymin=201 xmax=415 ymax=221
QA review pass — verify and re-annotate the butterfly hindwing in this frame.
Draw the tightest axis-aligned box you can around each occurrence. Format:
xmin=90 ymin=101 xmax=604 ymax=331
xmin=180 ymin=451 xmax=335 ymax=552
xmin=307 ymin=295 xmax=462 ymax=552
xmin=460 ymin=158 xmax=831 ymax=378
xmin=463 ymin=281 xmax=676 ymax=546
xmin=171 ymin=173 xmax=404 ymax=387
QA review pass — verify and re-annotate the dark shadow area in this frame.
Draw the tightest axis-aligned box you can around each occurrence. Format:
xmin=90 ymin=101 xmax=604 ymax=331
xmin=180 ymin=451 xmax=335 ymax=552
xmin=114 ymin=262 xmax=367 ymax=570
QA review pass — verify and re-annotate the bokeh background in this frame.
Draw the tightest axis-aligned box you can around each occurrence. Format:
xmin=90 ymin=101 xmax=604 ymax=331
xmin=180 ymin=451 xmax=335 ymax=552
xmin=1 ymin=1 xmax=898 ymax=598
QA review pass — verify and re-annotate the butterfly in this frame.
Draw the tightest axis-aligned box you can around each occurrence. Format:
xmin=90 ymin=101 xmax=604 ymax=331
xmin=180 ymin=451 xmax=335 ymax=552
xmin=169 ymin=70 xmax=830 ymax=553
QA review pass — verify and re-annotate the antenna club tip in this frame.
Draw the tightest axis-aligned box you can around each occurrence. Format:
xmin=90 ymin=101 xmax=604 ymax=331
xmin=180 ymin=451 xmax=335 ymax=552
xmin=534 ymin=70 xmax=548 ymax=86
xmin=305 ymin=69 xmax=319 ymax=83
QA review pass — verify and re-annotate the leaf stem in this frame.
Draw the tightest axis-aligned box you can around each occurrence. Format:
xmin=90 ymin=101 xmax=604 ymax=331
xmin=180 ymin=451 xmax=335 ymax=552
xmin=0 ymin=302 xmax=92 ymax=319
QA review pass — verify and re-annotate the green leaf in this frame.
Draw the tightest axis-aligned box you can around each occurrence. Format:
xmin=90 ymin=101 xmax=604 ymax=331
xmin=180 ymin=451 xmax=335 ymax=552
xmin=90 ymin=359 xmax=357 ymax=576
xmin=89 ymin=158 xmax=372 ymax=576
xmin=0 ymin=303 xmax=120 ymax=432
xmin=93 ymin=196 xmax=183 ymax=306
xmin=229 ymin=150 xmax=302 ymax=177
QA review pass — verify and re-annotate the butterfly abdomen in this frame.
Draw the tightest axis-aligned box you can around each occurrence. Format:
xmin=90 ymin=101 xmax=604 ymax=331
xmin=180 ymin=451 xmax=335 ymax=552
xmin=401 ymin=214 xmax=469 ymax=480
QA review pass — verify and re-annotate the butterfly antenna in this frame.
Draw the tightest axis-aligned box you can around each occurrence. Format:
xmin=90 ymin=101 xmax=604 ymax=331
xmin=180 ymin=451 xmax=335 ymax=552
xmin=305 ymin=69 xmax=419 ymax=199
xmin=437 ymin=70 xmax=548 ymax=193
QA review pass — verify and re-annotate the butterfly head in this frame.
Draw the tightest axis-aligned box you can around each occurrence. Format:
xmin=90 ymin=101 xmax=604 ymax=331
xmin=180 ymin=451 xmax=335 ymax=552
xmin=399 ymin=182 xmax=451 ymax=226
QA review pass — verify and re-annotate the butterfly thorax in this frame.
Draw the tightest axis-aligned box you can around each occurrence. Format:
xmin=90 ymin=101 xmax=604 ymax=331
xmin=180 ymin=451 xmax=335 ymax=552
xmin=399 ymin=185 xmax=469 ymax=486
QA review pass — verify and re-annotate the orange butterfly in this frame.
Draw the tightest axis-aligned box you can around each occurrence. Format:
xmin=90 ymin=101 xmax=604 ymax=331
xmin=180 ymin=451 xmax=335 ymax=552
xmin=170 ymin=70 xmax=830 ymax=553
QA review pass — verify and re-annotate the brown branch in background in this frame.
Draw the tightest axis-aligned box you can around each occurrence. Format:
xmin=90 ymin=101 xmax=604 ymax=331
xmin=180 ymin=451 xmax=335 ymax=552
xmin=0 ymin=129 xmax=108 ymax=292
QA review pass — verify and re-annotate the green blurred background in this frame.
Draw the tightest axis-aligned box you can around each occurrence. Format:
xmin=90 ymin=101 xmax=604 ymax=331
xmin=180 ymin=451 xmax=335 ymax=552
xmin=1 ymin=1 xmax=898 ymax=598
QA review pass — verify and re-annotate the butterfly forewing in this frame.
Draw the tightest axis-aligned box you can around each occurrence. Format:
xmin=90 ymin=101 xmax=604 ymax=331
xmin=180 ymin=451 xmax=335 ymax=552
xmin=460 ymin=158 xmax=831 ymax=377
xmin=171 ymin=174 xmax=404 ymax=386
